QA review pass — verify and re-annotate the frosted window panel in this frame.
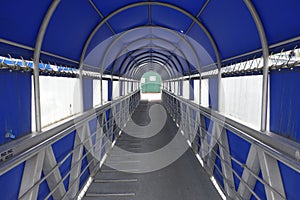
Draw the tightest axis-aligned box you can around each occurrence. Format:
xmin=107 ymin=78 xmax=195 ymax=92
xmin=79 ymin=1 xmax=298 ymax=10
xmin=194 ymin=79 xmax=200 ymax=104
xmin=220 ymin=75 xmax=262 ymax=129
xmin=183 ymin=80 xmax=190 ymax=99
xmin=38 ymin=76 xmax=81 ymax=127
xmin=124 ymin=81 xmax=128 ymax=95
xmin=175 ymin=81 xmax=179 ymax=95
xmin=93 ymin=79 xmax=101 ymax=107
xmin=113 ymin=81 xmax=120 ymax=99
xmin=102 ymin=80 xmax=108 ymax=104
xmin=201 ymin=79 xmax=209 ymax=107
xmin=171 ymin=82 xmax=175 ymax=93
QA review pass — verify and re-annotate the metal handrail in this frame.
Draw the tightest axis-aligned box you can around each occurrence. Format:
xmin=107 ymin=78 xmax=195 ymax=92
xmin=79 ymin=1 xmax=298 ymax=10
xmin=162 ymin=90 xmax=300 ymax=173
xmin=0 ymin=90 xmax=140 ymax=176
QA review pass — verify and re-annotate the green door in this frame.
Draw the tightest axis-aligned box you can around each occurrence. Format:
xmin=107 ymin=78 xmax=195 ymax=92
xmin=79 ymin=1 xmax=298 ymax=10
xmin=141 ymin=72 xmax=161 ymax=93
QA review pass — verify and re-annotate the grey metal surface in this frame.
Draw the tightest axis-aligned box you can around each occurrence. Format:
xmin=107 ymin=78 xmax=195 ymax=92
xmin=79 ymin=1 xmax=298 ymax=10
xmin=84 ymin=101 xmax=221 ymax=200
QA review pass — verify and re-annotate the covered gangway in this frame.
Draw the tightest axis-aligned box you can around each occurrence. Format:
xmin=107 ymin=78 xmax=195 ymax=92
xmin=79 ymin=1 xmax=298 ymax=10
xmin=0 ymin=1 xmax=300 ymax=200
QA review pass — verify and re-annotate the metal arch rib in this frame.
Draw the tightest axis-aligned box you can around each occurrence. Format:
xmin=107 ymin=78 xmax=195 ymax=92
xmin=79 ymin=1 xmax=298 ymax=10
xmin=243 ymin=0 xmax=269 ymax=132
xmin=95 ymin=25 xmax=200 ymax=79
xmin=130 ymin=61 xmax=172 ymax=80
xmin=33 ymin=0 xmax=61 ymax=132
xmin=79 ymin=2 xmax=219 ymax=72
xmin=109 ymin=37 xmax=185 ymax=77
xmin=124 ymin=51 xmax=179 ymax=79
xmin=120 ymin=48 xmax=183 ymax=77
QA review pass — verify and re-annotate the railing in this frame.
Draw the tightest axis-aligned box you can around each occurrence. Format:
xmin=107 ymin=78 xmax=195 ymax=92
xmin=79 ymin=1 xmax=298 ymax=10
xmin=162 ymin=90 xmax=300 ymax=200
xmin=0 ymin=90 xmax=140 ymax=200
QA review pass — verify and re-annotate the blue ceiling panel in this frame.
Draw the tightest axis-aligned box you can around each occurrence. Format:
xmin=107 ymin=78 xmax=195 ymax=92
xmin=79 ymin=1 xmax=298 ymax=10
xmin=107 ymin=6 xmax=148 ymax=33
xmin=93 ymin=0 xmax=147 ymax=17
xmin=120 ymin=28 xmax=151 ymax=44
xmin=151 ymin=6 xmax=193 ymax=33
xmin=199 ymin=0 xmax=260 ymax=60
xmin=42 ymin=0 xmax=100 ymax=61
xmin=0 ymin=0 xmax=51 ymax=47
xmin=86 ymin=24 xmax=114 ymax=56
xmin=151 ymin=28 xmax=181 ymax=44
xmin=187 ymin=24 xmax=216 ymax=65
xmin=151 ymin=0 xmax=206 ymax=16
xmin=253 ymin=0 xmax=300 ymax=51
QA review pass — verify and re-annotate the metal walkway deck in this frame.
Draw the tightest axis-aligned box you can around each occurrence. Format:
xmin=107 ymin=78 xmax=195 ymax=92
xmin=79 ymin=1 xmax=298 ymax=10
xmin=83 ymin=101 xmax=221 ymax=200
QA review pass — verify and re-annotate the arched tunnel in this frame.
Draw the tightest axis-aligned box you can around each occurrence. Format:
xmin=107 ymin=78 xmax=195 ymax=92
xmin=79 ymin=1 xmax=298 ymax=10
xmin=0 ymin=1 xmax=300 ymax=200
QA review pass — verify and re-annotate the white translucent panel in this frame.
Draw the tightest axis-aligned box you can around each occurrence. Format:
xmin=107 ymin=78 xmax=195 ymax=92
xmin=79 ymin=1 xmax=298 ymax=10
xmin=183 ymin=80 xmax=190 ymax=99
xmin=171 ymin=81 xmax=175 ymax=93
xmin=175 ymin=81 xmax=179 ymax=95
xmin=113 ymin=80 xmax=119 ymax=99
xmin=124 ymin=81 xmax=128 ymax=95
xmin=93 ymin=79 xmax=100 ymax=107
xmin=102 ymin=80 xmax=108 ymax=103
xmin=220 ymin=75 xmax=262 ymax=130
xmin=201 ymin=79 xmax=209 ymax=107
xmin=38 ymin=76 xmax=81 ymax=128
xmin=194 ymin=79 xmax=200 ymax=104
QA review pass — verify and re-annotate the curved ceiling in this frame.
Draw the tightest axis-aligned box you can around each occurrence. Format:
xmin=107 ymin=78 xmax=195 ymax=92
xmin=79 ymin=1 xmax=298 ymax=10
xmin=0 ymin=0 xmax=299 ymax=80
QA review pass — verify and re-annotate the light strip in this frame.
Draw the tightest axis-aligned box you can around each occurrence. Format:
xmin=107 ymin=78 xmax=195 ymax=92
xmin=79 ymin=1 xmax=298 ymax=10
xmin=210 ymin=176 xmax=227 ymax=200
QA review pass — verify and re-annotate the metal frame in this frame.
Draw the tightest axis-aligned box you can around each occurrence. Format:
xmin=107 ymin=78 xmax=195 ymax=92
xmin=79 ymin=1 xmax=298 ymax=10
xmin=0 ymin=91 xmax=140 ymax=200
xmin=162 ymin=90 xmax=299 ymax=200
xmin=244 ymin=0 xmax=269 ymax=132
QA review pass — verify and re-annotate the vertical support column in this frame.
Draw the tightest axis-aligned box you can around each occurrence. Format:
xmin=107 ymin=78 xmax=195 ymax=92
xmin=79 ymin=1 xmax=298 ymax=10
xmin=108 ymin=77 xmax=113 ymax=101
xmin=19 ymin=151 xmax=45 ymax=200
xmin=244 ymin=0 xmax=269 ymax=131
xmin=189 ymin=78 xmax=194 ymax=100
xmin=32 ymin=0 xmax=60 ymax=132
xmin=199 ymin=76 xmax=202 ymax=105
xmin=100 ymin=74 xmax=103 ymax=105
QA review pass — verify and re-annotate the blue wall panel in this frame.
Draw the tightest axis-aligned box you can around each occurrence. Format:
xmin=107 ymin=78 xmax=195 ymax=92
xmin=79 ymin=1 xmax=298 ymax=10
xmin=38 ymin=172 xmax=53 ymax=200
xmin=0 ymin=162 xmax=25 ymax=200
xmin=79 ymin=148 xmax=90 ymax=190
xmin=213 ymin=147 xmax=224 ymax=189
xmin=108 ymin=79 xmax=113 ymax=101
xmin=226 ymin=130 xmax=251 ymax=190
xmin=204 ymin=117 xmax=213 ymax=144
xmin=250 ymin=171 xmax=267 ymax=200
xmin=83 ymin=77 xmax=93 ymax=111
xmin=270 ymin=68 xmax=300 ymax=142
xmin=189 ymin=79 xmax=194 ymax=100
xmin=0 ymin=70 xmax=31 ymax=145
xmin=278 ymin=161 xmax=299 ymax=200
xmin=208 ymin=77 xmax=218 ymax=110
xmin=51 ymin=130 xmax=75 ymax=190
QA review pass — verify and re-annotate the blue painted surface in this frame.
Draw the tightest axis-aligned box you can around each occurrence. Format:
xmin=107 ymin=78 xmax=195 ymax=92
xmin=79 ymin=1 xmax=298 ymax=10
xmin=200 ymin=0 xmax=260 ymax=59
xmin=0 ymin=162 xmax=25 ymax=200
xmin=179 ymin=80 xmax=183 ymax=96
xmin=151 ymin=5 xmax=192 ymax=34
xmin=0 ymin=70 xmax=31 ymax=145
xmin=108 ymin=6 xmax=148 ymax=34
xmin=83 ymin=77 xmax=93 ymax=111
xmin=79 ymin=148 xmax=90 ymax=190
xmin=226 ymin=130 xmax=251 ymax=190
xmin=38 ymin=172 xmax=53 ymax=200
xmin=189 ymin=79 xmax=194 ymax=100
xmin=214 ymin=147 xmax=224 ymax=189
xmin=51 ymin=131 xmax=75 ymax=190
xmin=42 ymin=0 xmax=100 ymax=61
xmin=270 ymin=68 xmax=300 ymax=142
xmin=108 ymin=79 xmax=113 ymax=101
xmin=278 ymin=161 xmax=299 ymax=200
xmin=204 ymin=117 xmax=213 ymax=144
xmin=208 ymin=77 xmax=218 ymax=110
xmin=250 ymin=171 xmax=267 ymax=200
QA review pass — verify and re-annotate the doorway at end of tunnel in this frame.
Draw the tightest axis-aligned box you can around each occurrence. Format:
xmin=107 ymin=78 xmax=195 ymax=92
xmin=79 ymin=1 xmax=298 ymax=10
xmin=140 ymin=71 xmax=162 ymax=101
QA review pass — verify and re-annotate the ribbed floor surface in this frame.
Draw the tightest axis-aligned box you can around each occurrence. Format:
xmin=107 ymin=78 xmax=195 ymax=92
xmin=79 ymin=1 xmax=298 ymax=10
xmin=83 ymin=100 xmax=221 ymax=200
